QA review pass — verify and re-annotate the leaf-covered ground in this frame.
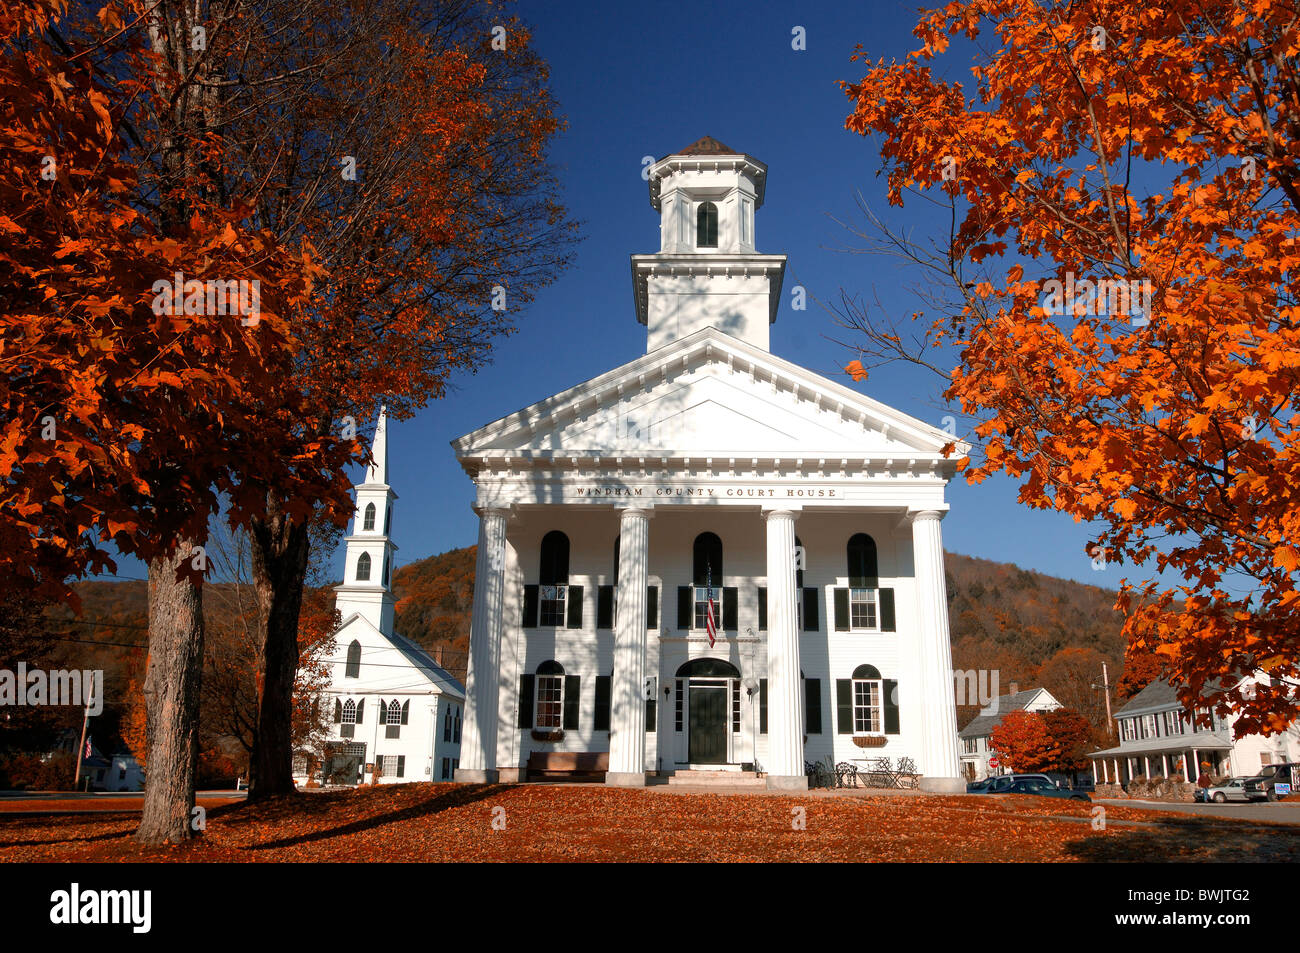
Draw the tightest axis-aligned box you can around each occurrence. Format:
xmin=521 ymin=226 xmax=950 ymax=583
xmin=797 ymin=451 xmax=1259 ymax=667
xmin=1 ymin=783 xmax=1296 ymax=862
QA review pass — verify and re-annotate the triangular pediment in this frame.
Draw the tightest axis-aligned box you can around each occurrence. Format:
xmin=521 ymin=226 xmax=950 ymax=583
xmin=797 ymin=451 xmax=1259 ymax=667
xmin=452 ymin=327 xmax=961 ymax=463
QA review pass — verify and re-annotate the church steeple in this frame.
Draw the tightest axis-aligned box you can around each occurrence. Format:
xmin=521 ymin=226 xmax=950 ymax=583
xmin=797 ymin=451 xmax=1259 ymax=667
xmin=334 ymin=407 xmax=399 ymax=634
xmin=631 ymin=137 xmax=787 ymax=352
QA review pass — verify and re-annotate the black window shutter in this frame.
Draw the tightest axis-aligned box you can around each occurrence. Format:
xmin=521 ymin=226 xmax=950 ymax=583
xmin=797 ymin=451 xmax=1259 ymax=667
xmin=759 ymin=679 xmax=768 ymax=734
xmin=647 ymin=585 xmax=658 ymax=630
xmin=518 ymin=675 xmax=535 ymax=728
xmin=803 ymin=588 xmax=820 ymax=632
xmin=757 ymin=587 xmax=768 ymax=631
xmin=594 ymin=675 xmax=611 ymax=731
xmin=397 ymin=755 xmax=405 ymax=778
xmin=355 ymin=698 xmax=364 ymax=724
xmin=723 ymin=587 xmax=738 ymax=631
xmin=805 ymin=678 xmax=822 ymax=734
xmin=597 ymin=585 xmax=614 ymax=629
xmin=523 ymin=584 xmax=539 ymax=628
xmin=880 ymin=589 xmax=896 ymax=632
xmin=645 ymin=698 xmax=656 ymax=733
xmin=836 ymin=679 xmax=853 ymax=734
xmin=401 ymin=699 xmax=409 ymax=725
xmin=334 ymin=700 xmax=342 ymax=724
xmin=884 ymin=679 xmax=900 ymax=734
xmin=563 ymin=675 xmax=581 ymax=729
xmin=566 ymin=585 xmax=584 ymax=628
xmin=677 ymin=586 xmax=692 ymax=629
xmin=833 ymin=588 xmax=850 ymax=631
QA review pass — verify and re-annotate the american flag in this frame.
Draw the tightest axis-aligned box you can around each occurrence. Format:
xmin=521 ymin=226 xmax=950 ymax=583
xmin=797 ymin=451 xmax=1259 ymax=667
xmin=705 ymin=565 xmax=717 ymax=647
xmin=83 ymin=737 xmax=92 ymax=759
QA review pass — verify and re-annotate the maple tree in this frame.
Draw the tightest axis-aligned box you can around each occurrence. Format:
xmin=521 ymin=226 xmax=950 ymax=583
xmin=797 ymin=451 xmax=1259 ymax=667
xmin=989 ymin=709 xmax=1059 ymax=772
xmin=1042 ymin=707 xmax=1094 ymax=774
xmin=840 ymin=0 xmax=1300 ymax=736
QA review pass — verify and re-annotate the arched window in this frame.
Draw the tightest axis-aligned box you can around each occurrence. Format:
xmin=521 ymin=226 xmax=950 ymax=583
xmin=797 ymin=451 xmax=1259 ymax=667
xmin=851 ymin=664 xmax=883 ymax=734
xmin=356 ymin=552 xmax=371 ymax=582
xmin=696 ymin=201 xmax=718 ymax=248
xmin=345 ymin=640 xmax=361 ymax=678
xmin=443 ymin=707 xmax=452 ymax=742
xmin=362 ymin=502 xmax=376 ymax=532
xmin=384 ymin=505 xmax=392 ymax=535
xmin=342 ymin=698 xmax=357 ymax=723
xmin=535 ymin=660 xmax=565 ymax=729
xmin=386 ymin=699 xmax=402 ymax=725
xmin=539 ymin=531 xmax=570 ymax=626
xmin=692 ymin=532 xmax=723 ymax=630
xmin=846 ymin=534 xmax=879 ymax=629
xmin=454 ymin=707 xmax=462 ymax=742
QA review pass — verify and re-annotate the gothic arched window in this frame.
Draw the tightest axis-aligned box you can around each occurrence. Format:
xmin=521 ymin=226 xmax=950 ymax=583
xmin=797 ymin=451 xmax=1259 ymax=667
xmin=356 ymin=552 xmax=371 ymax=582
xmin=696 ymin=202 xmax=718 ymax=248
xmin=362 ymin=502 xmax=376 ymax=531
xmin=345 ymin=640 xmax=361 ymax=678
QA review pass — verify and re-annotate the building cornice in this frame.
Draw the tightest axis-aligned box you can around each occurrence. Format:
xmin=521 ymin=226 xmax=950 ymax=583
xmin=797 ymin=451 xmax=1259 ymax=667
xmin=630 ymin=253 xmax=787 ymax=326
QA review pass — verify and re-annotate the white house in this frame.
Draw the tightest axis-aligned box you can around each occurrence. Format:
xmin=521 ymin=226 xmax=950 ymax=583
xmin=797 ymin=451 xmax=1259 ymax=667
xmin=1089 ymin=673 xmax=1300 ymax=784
xmin=957 ymin=686 xmax=1062 ymax=781
xmin=446 ymin=137 xmax=967 ymax=791
xmin=304 ymin=411 xmax=466 ymax=787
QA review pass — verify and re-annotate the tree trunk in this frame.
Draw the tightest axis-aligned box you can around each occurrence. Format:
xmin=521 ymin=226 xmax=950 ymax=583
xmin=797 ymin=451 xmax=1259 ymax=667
xmin=137 ymin=544 xmax=205 ymax=845
xmin=248 ymin=493 xmax=312 ymax=801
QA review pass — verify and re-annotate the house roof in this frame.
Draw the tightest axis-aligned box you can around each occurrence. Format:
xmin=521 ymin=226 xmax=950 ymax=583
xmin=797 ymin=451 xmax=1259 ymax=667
xmin=958 ymin=688 xmax=1055 ymax=739
xmin=1089 ymin=733 xmax=1233 ymax=758
xmin=1115 ymin=676 xmax=1236 ymax=718
xmin=676 ymin=135 xmax=738 ymax=156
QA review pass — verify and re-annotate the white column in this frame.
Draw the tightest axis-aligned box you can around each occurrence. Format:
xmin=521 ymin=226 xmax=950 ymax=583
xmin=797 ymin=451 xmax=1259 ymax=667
xmin=455 ymin=506 xmax=509 ymax=782
xmin=608 ymin=506 xmax=651 ymax=786
xmin=764 ymin=508 xmax=806 ymax=790
xmin=911 ymin=510 xmax=964 ymax=792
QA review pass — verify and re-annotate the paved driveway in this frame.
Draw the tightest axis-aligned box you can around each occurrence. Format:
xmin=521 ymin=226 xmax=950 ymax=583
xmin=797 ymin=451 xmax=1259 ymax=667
xmin=1097 ymin=798 xmax=1300 ymax=824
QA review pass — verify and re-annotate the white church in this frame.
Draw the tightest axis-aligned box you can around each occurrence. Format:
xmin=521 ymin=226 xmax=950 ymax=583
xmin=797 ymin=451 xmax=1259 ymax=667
xmin=450 ymin=137 xmax=966 ymax=791
xmin=302 ymin=411 xmax=466 ymax=787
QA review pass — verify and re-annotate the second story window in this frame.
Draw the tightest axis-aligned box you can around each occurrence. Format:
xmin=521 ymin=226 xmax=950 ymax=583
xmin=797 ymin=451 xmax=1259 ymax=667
xmin=362 ymin=502 xmax=376 ymax=531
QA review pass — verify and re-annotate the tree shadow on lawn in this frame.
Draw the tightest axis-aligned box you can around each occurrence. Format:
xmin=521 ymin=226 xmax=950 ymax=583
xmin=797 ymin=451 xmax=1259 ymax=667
xmin=0 ymin=814 xmax=136 ymax=849
xmin=1066 ymin=817 xmax=1300 ymax=862
xmin=245 ymin=783 xmax=505 ymax=851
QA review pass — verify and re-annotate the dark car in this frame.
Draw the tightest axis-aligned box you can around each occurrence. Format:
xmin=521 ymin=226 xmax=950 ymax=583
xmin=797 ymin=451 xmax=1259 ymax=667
xmin=997 ymin=778 xmax=1092 ymax=802
xmin=1242 ymin=763 xmax=1299 ymax=802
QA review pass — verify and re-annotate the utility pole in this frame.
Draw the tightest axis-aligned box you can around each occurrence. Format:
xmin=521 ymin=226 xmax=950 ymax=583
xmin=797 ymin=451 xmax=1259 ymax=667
xmin=73 ymin=679 xmax=94 ymax=789
xmin=1100 ymin=661 xmax=1114 ymax=736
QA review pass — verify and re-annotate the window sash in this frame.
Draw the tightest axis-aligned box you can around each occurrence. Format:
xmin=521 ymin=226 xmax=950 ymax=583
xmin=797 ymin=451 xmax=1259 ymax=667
xmin=385 ymin=703 xmax=402 ymax=726
xmin=539 ymin=585 xmax=567 ymax=627
xmin=536 ymin=675 xmax=563 ymax=728
xmin=341 ymin=701 xmax=357 ymax=725
xmin=849 ymin=588 xmax=878 ymax=629
xmin=852 ymin=679 xmax=881 ymax=733
xmin=694 ymin=587 xmax=716 ymax=630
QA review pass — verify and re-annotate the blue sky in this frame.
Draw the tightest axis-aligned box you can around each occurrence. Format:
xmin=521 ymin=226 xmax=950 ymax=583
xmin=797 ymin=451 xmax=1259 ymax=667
xmin=96 ymin=0 xmax=1128 ymax=589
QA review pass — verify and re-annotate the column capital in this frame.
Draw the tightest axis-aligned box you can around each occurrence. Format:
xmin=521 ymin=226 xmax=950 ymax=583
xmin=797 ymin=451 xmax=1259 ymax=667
xmin=617 ymin=505 xmax=654 ymax=520
xmin=909 ymin=508 xmax=947 ymax=524
xmin=472 ymin=504 xmax=512 ymax=520
xmin=761 ymin=507 xmax=800 ymax=521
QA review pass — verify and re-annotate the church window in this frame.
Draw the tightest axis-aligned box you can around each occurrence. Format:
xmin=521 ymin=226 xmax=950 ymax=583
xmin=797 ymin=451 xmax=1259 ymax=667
xmin=362 ymin=502 xmax=376 ymax=531
xmin=454 ymin=707 xmax=462 ymax=742
xmin=386 ymin=699 xmax=401 ymax=724
xmin=535 ymin=660 xmax=565 ymax=729
xmin=382 ymin=554 xmax=390 ymax=586
xmin=356 ymin=552 xmax=371 ymax=582
xmin=342 ymin=699 xmax=357 ymax=724
xmin=345 ymin=640 xmax=361 ymax=678
xmin=539 ymin=531 xmax=570 ymax=626
xmin=380 ymin=754 xmax=404 ymax=778
xmin=384 ymin=505 xmax=392 ymax=535
xmin=443 ymin=708 xmax=452 ymax=742
xmin=696 ymin=202 xmax=718 ymax=248
xmin=851 ymin=664 xmax=883 ymax=733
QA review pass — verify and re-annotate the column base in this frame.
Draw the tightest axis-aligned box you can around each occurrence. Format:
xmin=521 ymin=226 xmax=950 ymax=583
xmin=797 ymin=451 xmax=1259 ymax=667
xmin=497 ymin=767 xmax=525 ymax=783
xmin=919 ymin=776 xmax=967 ymax=794
xmin=454 ymin=768 xmax=498 ymax=783
xmin=766 ymin=774 xmax=809 ymax=792
xmin=605 ymin=771 xmax=646 ymax=787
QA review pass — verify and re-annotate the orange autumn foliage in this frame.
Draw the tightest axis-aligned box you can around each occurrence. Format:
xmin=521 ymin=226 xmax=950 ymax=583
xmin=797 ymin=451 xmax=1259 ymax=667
xmin=843 ymin=0 xmax=1300 ymax=736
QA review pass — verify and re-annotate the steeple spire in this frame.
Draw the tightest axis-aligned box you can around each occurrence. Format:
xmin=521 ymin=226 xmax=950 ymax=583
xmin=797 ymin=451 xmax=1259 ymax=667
xmin=365 ymin=405 xmax=388 ymax=486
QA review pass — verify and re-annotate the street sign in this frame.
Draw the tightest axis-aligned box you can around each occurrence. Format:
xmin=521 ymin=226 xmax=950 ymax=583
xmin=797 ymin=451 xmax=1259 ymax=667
xmin=989 ymin=757 xmax=1000 ymax=769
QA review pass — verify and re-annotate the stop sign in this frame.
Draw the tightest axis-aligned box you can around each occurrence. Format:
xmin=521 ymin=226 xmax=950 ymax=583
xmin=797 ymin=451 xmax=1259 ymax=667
xmin=989 ymin=757 xmax=1000 ymax=769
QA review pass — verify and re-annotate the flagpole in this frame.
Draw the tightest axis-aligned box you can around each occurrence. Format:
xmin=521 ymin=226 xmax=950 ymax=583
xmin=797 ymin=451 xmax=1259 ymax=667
xmin=73 ymin=680 xmax=94 ymax=790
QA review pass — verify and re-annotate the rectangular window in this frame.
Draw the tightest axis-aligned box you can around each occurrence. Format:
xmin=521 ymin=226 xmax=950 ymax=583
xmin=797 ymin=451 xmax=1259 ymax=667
xmin=675 ymin=679 xmax=684 ymax=732
xmin=381 ymin=754 xmax=401 ymax=778
xmin=694 ymin=587 xmax=715 ymax=631
xmin=853 ymin=679 xmax=881 ymax=733
xmin=441 ymin=757 xmax=450 ymax=779
xmin=536 ymin=675 xmax=563 ymax=728
xmin=539 ymin=585 xmax=567 ymax=627
xmin=849 ymin=589 xmax=878 ymax=629
xmin=731 ymin=681 xmax=741 ymax=733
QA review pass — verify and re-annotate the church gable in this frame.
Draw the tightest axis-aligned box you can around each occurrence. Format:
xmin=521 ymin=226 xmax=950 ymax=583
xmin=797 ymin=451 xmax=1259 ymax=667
xmin=455 ymin=327 xmax=955 ymax=461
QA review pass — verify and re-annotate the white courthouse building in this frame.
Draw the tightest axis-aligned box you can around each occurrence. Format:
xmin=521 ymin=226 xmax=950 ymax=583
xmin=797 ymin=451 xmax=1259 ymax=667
xmin=451 ymin=137 xmax=966 ymax=791
xmin=309 ymin=411 xmax=466 ymax=786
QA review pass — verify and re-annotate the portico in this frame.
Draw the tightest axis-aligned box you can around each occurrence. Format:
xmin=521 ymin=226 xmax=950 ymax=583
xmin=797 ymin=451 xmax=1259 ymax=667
xmin=452 ymin=138 xmax=965 ymax=792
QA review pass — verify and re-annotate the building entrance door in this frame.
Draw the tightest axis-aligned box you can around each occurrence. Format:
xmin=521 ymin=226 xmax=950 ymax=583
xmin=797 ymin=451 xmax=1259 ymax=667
xmin=688 ymin=683 xmax=728 ymax=764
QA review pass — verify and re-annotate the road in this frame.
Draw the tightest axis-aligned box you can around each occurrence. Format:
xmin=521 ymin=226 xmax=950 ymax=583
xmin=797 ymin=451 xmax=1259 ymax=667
xmin=1097 ymin=797 xmax=1300 ymax=825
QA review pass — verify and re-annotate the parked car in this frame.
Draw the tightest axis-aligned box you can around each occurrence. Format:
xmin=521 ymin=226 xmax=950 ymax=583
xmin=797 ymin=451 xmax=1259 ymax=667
xmin=978 ymin=774 xmax=1062 ymax=794
xmin=1242 ymin=763 xmax=1299 ymax=802
xmin=998 ymin=778 xmax=1092 ymax=802
xmin=1200 ymin=777 xmax=1254 ymax=803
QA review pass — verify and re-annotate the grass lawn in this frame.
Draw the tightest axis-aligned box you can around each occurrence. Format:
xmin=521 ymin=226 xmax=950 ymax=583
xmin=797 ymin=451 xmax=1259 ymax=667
xmin=1 ymin=783 xmax=1297 ymax=862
